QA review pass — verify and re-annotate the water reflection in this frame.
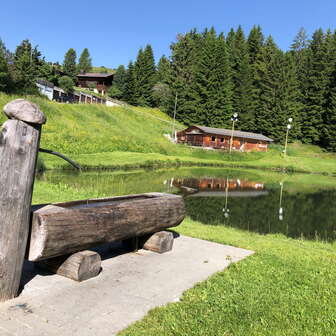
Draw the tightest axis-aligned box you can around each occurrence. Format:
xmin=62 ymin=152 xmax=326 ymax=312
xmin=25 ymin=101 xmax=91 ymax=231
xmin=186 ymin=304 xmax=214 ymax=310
xmin=37 ymin=168 xmax=336 ymax=241
xmin=279 ymin=181 xmax=284 ymax=221
xmin=173 ymin=177 xmax=268 ymax=197
xmin=172 ymin=175 xmax=336 ymax=241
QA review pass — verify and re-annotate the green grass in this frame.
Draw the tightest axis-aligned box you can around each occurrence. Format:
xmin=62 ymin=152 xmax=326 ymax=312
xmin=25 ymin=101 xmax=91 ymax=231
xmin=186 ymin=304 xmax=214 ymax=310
xmin=1 ymin=92 xmax=336 ymax=175
xmin=119 ymin=218 xmax=336 ymax=336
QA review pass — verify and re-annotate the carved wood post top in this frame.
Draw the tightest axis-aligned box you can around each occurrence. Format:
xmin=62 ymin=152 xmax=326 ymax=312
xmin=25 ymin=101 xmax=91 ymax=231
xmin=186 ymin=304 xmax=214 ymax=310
xmin=3 ymin=99 xmax=46 ymax=124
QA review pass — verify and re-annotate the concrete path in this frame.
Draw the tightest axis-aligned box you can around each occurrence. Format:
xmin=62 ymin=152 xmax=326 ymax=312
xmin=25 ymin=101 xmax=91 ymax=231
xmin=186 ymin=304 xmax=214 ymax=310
xmin=0 ymin=235 xmax=253 ymax=336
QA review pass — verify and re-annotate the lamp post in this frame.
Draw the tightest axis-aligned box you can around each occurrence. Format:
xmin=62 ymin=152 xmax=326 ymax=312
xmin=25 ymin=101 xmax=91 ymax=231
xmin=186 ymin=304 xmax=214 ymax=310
xmin=229 ymin=113 xmax=238 ymax=154
xmin=284 ymin=117 xmax=293 ymax=158
xmin=171 ymin=92 xmax=178 ymax=141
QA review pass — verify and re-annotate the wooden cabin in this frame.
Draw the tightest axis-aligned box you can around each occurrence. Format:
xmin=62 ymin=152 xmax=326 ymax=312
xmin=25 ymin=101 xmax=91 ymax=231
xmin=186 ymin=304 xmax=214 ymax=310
xmin=176 ymin=125 xmax=273 ymax=152
xmin=77 ymin=72 xmax=114 ymax=95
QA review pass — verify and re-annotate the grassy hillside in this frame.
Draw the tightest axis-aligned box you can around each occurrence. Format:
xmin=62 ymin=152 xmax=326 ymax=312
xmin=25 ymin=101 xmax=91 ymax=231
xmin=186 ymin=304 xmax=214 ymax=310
xmin=91 ymin=66 xmax=115 ymax=73
xmin=1 ymin=92 xmax=336 ymax=174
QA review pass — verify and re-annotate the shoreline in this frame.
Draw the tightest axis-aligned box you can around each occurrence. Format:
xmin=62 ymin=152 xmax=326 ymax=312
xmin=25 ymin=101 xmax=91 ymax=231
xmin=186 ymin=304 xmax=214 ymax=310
xmin=40 ymin=152 xmax=336 ymax=177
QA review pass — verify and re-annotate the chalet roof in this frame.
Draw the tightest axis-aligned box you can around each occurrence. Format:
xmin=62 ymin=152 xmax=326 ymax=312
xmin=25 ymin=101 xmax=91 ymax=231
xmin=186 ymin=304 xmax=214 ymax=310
xmin=194 ymin=125 xmax=274 ymax=142
xmin=77 ymin=72 xmax=114 ymax=78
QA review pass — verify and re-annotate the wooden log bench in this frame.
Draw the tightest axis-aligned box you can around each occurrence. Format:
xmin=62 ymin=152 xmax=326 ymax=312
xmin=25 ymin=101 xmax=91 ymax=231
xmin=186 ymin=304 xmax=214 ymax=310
xmin=30 ymin=193 xmax=185 ymax=281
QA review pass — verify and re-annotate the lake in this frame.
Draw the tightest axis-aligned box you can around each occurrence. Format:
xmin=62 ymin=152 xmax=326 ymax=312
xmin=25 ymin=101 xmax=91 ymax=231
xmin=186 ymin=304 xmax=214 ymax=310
xmin=36 ymin=167 xmax=336 ymax=242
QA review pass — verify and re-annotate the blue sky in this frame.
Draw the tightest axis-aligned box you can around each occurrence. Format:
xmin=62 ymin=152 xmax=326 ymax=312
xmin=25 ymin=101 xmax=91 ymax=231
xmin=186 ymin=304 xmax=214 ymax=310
xmin=1 ymin=0 xmax=335 ymax=68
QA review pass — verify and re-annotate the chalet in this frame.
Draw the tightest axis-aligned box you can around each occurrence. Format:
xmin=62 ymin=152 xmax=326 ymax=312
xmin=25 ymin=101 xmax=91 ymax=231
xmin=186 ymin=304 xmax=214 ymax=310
xmin=76 ymin=72 xmax=114 ymax=95
xmin=176 ymin=125 xmax=273 ymax=152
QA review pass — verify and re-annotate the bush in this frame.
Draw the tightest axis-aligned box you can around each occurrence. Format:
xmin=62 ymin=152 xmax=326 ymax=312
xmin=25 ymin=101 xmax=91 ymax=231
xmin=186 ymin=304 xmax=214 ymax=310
xmin=58 ymin=76 xmax=74 ymax=93
xmin=108 ymin=85 xmax=122 ymax=99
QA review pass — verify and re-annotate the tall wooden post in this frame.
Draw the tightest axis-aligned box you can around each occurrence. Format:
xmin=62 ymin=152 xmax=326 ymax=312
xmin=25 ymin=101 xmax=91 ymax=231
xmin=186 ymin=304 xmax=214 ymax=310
xmin=0 ymin=99 xmax=46 ymax=302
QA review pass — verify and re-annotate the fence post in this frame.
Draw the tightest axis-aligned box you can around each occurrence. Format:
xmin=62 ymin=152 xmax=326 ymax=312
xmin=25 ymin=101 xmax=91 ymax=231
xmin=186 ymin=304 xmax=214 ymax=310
xmin=0 ymin=99 xmax=46 ymax=302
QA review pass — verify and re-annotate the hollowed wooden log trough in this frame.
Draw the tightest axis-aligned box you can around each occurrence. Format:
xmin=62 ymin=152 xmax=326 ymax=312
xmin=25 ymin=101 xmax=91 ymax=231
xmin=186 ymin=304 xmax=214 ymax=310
xmin=0 ymin=98 xmax=185 ymax=301
xmin=29 ymin=192 xmax=185 ymax=262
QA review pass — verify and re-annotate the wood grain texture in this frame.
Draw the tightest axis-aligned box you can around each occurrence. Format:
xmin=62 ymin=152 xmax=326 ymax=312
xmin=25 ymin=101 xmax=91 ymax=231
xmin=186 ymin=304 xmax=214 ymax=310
xmin=143 ymin=231 xmax=174 ymax=253
xmin=36 ymin=251 xmax=101 ymax=282
xmin=0 ymin=119 xmax=42 ymax=301
xmin=29 ymin=193 xmax=185 ymax=261
xmin=4 ymin=99 xmax=46 ymax=124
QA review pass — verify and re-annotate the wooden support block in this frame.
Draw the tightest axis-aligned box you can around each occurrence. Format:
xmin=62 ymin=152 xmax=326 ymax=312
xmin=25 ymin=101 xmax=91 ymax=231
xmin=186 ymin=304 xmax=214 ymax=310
xmin=0 ymin=99 xmax=45 ymax=302
xmin=143 ymin=231 xmax=174 ymax=254
xmin=36 ymin=251 xmax=101 ymax=282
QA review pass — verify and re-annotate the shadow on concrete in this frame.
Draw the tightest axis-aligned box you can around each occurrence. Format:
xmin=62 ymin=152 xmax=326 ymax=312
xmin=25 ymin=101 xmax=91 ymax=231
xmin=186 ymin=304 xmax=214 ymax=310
xmin=19 ymin=234 xmax=180 ymax=294
xmin=18 ymin=241 xmax=133 ymax=294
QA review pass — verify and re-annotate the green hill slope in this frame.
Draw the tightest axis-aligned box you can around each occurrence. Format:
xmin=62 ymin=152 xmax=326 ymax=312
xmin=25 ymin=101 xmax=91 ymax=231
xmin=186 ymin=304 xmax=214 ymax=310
xmin=1 ymin=93 xmax=336 ymax=174
xmin=0 ymin=93 xmax=182 ymax=155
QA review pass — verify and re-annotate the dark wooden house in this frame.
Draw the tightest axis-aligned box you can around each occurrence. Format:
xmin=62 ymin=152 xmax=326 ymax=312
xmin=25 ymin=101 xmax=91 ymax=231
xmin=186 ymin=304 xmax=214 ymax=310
xmin=176 ymin=125 xmax=273 ymax=152
xmin=77 ymin=72 xmax=114 ymax=95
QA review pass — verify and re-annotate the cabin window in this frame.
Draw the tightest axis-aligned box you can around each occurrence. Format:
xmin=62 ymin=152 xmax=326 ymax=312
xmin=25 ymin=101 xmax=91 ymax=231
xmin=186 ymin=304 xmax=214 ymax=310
xmin=207 ymin=184 xmax=212 ymax=188
xmin=220 ymin=138 xmax=224 ymax=143
xmin=211 ymin=136 xmax=216 ymax=142
xmin=216 ymin=184 xmax=220 ymax=189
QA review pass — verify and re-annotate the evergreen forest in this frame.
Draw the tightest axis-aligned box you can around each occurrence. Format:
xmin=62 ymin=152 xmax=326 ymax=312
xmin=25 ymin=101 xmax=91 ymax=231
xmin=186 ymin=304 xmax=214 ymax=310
xmin=112 ymin=26 xmax=336 ymax=151
xmin=1 ymin=26 xmax=336 ymax=150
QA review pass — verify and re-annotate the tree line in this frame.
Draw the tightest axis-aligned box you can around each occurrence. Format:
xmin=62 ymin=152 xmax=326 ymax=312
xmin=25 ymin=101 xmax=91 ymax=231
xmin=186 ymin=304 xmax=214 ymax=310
xmin=1 ymin=26 xmax=336 ymax=151
xmin=111 ymin=26 xmax=336 ymax=151
xmin=0 ymin=39 xmax=93 ymax=94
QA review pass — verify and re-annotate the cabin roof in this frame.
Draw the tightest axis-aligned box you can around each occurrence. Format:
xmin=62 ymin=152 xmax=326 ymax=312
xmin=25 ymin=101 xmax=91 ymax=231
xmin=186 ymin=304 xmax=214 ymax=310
xmin=193 ymin=125 xmax=274 ymax=142
xmin=77 ymin=72 xmax=114 ymax=78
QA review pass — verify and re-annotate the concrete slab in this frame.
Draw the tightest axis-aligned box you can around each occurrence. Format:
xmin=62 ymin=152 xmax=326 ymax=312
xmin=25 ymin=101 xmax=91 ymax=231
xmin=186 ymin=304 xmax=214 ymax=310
xmin=0 ymin=235 xmax=253 ymax=336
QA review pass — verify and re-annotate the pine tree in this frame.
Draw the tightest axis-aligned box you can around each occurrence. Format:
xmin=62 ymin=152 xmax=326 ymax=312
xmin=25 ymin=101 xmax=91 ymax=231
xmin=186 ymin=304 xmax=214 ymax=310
xmin=300 ymin=29 xmax=328 ymax=144
xmin=247 ymin=25 xmax=264 ymax=64
xmin=191 ymin=28 xmax=233 ymax=127
xmin=254 ymin=37 xmax=302 ymax=141
xmin=0 ymin=48 xmax=10 ymax=92
xmin=157 ymin=55 xmax=171 ymax=83
xmin=246 ymin=26 xmax=265 ymax=131
xmin=153 ymin=56 xmax=173 ymax=110
xmin=290 ymin=27 xmax=309 ymax=140
xmin=38 ymin=61 xmax=61 ymax=85
xmin=0 ymin=38 xmax=13 ymax=62
xmin=169 ymin=30 xmax=200 ymax=123
xmin=112 ymin=65 xmax=128 ymax=99
xmin=290 ymin=27 xmax=308 ymax=68
xmin=322 ymin=30 xmax=336 ymax=150
xmin=78 ymin=48 xmax=92 ymax=73
xmin=13 ymin=39 xmax=41 ymax=93
xmin=133 ymin=44 xmax=157 ymax=106
xmin=63 ymin=48 xmax=77 ymax=79
xmin=124 ymin=61 xmax=137 ymax=105
xmin=228 ymin=26 xmax=255 ymax=131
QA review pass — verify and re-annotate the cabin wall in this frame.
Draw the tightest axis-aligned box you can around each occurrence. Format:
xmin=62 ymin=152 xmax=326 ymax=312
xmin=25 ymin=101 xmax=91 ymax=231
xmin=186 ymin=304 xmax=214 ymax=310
xmin=177 ymin=127 xmax=269 ymax=152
